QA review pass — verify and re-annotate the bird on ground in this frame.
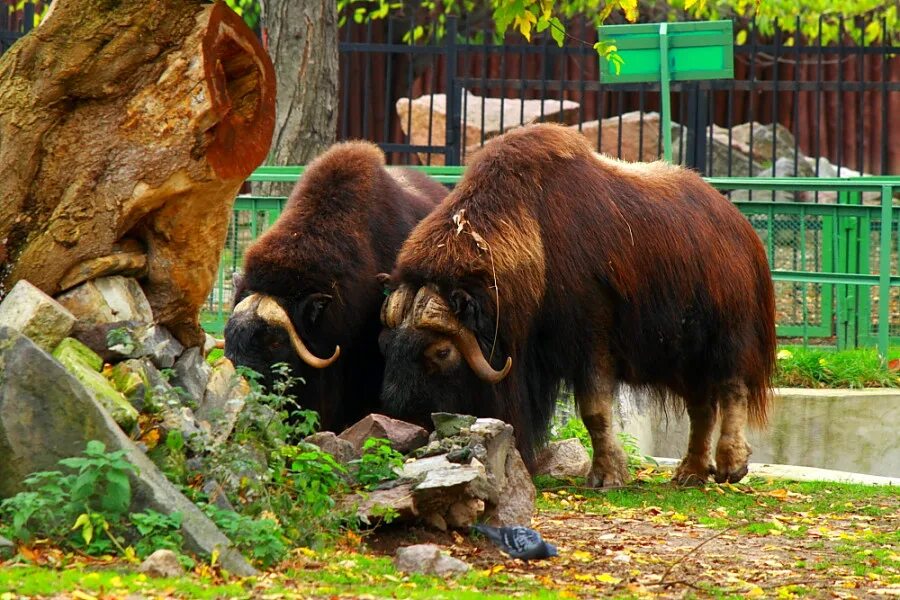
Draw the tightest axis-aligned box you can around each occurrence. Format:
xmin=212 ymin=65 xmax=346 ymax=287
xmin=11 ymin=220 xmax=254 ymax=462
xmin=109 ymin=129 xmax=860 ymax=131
xmin=471 ymin=523 xmax=558 ymax=561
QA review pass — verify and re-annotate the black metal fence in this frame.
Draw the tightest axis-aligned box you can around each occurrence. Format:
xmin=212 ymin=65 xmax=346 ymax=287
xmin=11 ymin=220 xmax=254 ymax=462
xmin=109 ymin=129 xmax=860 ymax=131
xmin=2 ymin=5 xmax=896 ymax=177
xmin=338 ymin=15 xmax=898 ymax=178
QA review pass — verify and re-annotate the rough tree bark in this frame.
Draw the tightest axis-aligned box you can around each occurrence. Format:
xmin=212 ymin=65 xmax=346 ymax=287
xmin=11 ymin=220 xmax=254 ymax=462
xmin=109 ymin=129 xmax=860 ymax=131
xmin=257 ymin=0 xmax=338 ymax=194
xmin=0 ymin=0 xmax=275 ymax=346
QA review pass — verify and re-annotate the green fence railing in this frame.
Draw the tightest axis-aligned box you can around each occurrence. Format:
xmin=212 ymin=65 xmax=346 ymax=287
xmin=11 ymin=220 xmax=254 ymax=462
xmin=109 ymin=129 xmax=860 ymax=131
xmin=204 ymin=169 xmax=900 ymax=357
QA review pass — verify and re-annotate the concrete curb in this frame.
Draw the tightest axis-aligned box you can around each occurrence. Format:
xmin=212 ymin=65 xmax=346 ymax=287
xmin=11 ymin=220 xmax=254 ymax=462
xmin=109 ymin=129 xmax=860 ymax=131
xmin=651 ymin=457 xmax=900 ymax=486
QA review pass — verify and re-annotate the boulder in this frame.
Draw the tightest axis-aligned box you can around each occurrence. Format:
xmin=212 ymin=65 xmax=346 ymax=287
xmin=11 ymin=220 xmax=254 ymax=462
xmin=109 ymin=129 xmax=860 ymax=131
xmin=0 ymin=280 xmax=76 ymax=353
xmin=573 ymin=111 xmax=662 ymax=162
xmin=197 ymin=358 xmax=249 ymax=447
xmin=729 ymin=122 xmax=797 ymax=164
xmin=488 ymin=448 xmax=536 ymax=526
xmin=394 ymin=544 xmax=470 ymax=576
xmin=138 ymin=549 xmax=185 ymax=578
xmin=52 ymin=337 xmax=139 ymax=431
xmin=396 ymin=89 xmax=580 ymax=165
xmin=535 ymin=438 xmax=592 ymax=479
xmin=339 ymin=414 xmax=429 ymax=455
xmin=304 ymin=431 xmax=358 ymax=465
xmin=0 ymin=326 xmax=256 ymax=576
xmin=55 ymin=276 xmax=154 ymax=326
xmin=172 ymin=346 xmax=212 ymax=401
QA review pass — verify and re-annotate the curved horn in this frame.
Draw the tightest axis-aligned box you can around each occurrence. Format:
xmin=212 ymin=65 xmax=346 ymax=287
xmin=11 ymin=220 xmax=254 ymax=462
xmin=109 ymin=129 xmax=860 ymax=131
xmin=255 ymin=295 xmax=340 ymax=369
xmin=381 ymin=284 xmax=416 ymax=329
xmin=412 ymin=288 xmax=512 ymax=384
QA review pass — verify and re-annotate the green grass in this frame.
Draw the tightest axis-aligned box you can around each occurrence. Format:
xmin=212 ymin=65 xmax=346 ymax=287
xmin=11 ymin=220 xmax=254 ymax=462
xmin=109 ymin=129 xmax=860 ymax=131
xmin=773 ymin=345 xmax=900 ymax=388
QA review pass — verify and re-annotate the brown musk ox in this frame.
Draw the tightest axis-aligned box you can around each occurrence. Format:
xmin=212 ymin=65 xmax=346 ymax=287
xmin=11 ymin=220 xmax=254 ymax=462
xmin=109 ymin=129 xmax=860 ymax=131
xmin=378 ymin=123 xmax=776 ymax=486
xmin=224 ymin=141 xmax=446 ymax=432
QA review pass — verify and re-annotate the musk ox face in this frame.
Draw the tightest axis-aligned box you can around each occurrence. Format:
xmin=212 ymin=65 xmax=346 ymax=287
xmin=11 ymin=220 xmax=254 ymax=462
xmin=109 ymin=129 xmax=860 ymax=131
xmin=378 ymin=283 xmax=512 ymax=425
xmin=224 ymin=279 xmax=341 ymax=403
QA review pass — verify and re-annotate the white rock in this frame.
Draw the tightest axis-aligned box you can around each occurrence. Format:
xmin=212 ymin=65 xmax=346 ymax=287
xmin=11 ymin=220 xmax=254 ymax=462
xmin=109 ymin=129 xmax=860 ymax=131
xmin=394 ymin=544 xmax=470 ymax=576
xmin=535 ymin=438 xmax=592 ymax=479
xmin=56 ymin=276 xmax=153 ymax=325
xmin=0 ymin=280 xmax=75 ymax=352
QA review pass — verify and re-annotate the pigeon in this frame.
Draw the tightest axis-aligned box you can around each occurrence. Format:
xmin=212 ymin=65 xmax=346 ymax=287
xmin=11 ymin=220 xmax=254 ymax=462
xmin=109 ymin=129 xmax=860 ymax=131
xmin=471 ymin=524 xmax=558 ymax=561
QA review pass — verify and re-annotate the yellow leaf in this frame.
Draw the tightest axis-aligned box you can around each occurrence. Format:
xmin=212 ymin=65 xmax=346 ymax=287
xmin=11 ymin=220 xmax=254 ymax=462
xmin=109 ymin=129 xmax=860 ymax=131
xmin=747 ymin=586 xmax=765 ymax=597
xmin=597 ymin=573 xmax=623 ymax=584
xmin=210 ymin=548 xmax=220 ymax=567
xmin=684 ymin=0 xmax=698 ymax=10
xmin=572 ymin=550 xmax=593 ymax=562
xmin=574 ymin=574 xmax=595 ymax=582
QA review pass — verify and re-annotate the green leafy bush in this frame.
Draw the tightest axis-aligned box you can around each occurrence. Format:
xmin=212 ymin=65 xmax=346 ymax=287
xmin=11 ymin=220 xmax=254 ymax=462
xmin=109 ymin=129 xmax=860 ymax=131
xmin=350 ymin=438 xmax=404 ymax=490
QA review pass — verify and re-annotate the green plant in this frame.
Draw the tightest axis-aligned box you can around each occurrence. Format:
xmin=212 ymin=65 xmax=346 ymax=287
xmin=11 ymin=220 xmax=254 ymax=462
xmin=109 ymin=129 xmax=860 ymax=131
xmin=106 ymin=327 xmax=136 ymax=354
xmin=349 ymin=438 xmax=404 ymax=490
xmin=129 ymin=510 xmax=185 ymax=559
xmin=224 ymin=0 xmax=260 ymax=29
xmin=203 ymin=505 xmax=288 ymax=568
xmin=617 ymin=431 xmax=656 ymax=470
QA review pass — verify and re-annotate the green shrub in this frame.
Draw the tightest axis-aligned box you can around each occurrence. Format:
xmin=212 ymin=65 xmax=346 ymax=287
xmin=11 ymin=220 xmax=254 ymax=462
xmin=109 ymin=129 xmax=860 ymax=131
xmin=349 ymin=438 xmax=404 ymax=490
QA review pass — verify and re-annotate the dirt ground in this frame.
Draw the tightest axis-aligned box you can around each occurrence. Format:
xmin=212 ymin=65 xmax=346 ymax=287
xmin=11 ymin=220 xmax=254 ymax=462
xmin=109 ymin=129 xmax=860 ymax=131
xmin=367 ymin=486 xmax=900 ymax=599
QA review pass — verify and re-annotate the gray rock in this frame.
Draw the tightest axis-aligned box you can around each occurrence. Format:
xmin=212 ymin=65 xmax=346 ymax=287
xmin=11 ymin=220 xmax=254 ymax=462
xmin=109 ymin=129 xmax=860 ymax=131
xmin=0 ymin=327 xmax=256 ymax=576
xmin=394 ymin=544 xmax=470 ymax=576
xmin=138 ymin=549 xmax=185 ymax=578
xmin=172 ymin=347 xmax=212 ymax=402
xmin=197 ymin=358 xmax=248 ymax=447
xmin=338 ymin=414 xmax=429 ymax=454
xmin=56 ymin=276 xmax=153 ymax=325
xmin=0 ymin=280 xmax=76 ymax=353
xmin=432 ymin=413 xmax=477 ymax=439
xmin=487 ymin=448 xmax=535 ymax=527
xmin=0 ymin=534 xmax=14 ymax=559
xmin=304 ymin=431 xmax=358 ymax=465
xmin=535 ymin=438 xmax=592 ymax=479
xmin=201 ymin=479 xmax=236 ymax=512
xmin=129 ymin=324 xmax=184 ymax=369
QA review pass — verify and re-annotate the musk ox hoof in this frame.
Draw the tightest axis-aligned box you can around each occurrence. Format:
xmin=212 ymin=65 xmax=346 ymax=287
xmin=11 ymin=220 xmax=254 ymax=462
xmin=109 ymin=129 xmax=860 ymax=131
xmin=586 ymin=454 xmax=631 ymax=488
xmin=714 ymin=435 xmax=751 ymax=484
xmin=714 ymin=464 xmax=749 ymax=484
xmin=672 ymin=461 xmax=715 ymax=487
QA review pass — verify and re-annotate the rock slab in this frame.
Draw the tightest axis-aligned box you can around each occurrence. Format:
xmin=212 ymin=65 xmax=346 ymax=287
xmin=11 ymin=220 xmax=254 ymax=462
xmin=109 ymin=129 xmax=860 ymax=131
xmin=0 ymin=326 xmax=256 ymax=576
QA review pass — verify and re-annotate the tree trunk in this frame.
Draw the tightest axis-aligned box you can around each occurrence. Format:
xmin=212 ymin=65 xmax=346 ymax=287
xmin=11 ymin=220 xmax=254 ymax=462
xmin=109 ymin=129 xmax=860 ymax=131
xmin=257 ymin=0 xmax=338 ymax=195
xmin=0 ymin=0 xmax=275 ymax=346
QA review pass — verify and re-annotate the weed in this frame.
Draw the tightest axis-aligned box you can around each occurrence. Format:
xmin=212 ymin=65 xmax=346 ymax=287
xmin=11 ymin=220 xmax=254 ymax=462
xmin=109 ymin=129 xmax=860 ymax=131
xmin=350 ymin=438 xmax=404 ymax=489
xmin=203 ymin=504 xmax=287 ymax=568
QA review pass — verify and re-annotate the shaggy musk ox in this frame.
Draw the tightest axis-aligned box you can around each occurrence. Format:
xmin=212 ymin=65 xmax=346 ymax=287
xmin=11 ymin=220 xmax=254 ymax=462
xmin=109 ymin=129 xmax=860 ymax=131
xmin=379 ymin=123 xmax=776 ymax=486
xmin=224 ymin=141 xmax=446 ymax=432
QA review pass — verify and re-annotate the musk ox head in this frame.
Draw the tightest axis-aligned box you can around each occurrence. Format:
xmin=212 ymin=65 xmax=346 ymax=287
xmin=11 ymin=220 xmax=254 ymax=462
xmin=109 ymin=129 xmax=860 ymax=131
xmin=224 ymin=271 xmax=341 ymax=405
xmin=378 ymin=282 xmax=512 ymax=425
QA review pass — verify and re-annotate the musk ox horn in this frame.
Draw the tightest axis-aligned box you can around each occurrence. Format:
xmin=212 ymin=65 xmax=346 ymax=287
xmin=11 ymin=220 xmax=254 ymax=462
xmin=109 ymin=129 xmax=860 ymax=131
xmin=381 ymin=284 xmax=416 ymax=329
xmin=411 ymin=287 xmax=512 ymax=384
xmin=236 ymin=293 xmax=341 ymax=369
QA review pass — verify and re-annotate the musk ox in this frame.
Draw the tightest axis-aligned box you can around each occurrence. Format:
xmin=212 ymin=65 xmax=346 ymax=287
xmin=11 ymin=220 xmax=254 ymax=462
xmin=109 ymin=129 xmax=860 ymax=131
xmin=224 ymin=141 xmax=446 ymax=432
xmin=378 ymin=123 xmax=776 ymax=486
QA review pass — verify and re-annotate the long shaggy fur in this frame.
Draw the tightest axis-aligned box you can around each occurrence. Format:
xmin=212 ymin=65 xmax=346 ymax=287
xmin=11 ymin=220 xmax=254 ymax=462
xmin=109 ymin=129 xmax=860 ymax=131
xmin=226 ymin=140 xmax=446 ymax=431
xmin=386 ymin=124 xmax=776 ymax=461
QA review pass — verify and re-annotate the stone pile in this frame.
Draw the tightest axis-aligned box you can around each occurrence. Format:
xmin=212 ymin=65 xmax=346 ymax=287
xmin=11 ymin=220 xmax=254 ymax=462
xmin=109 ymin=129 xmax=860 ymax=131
xmin=0 ymin=277 xmax=255 ymax=575
xmin=333 ymin=412 xmax=536 ymax=531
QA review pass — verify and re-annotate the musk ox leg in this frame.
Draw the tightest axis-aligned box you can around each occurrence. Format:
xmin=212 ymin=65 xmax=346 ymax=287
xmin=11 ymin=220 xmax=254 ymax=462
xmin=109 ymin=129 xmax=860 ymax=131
xmin=577 ymin=381 xmax=630 ymax=488
xmin=673 ymin=400 xmax=717 ymax=486
xmin=714 ymin=380 xmax=752 ymax=483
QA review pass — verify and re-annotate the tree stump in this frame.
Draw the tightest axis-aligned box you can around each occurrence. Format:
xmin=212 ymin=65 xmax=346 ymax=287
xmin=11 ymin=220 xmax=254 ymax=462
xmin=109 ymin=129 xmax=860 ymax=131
xmin=0 ymin=0 xmax=275 ymax=346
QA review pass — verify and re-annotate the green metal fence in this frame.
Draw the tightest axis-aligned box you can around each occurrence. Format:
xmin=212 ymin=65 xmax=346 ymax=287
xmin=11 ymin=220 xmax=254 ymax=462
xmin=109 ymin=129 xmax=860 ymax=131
xmin=203 ymin=168 xmax=900 ymax=357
